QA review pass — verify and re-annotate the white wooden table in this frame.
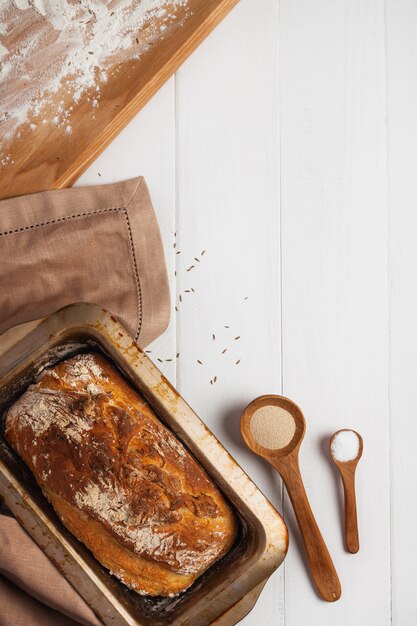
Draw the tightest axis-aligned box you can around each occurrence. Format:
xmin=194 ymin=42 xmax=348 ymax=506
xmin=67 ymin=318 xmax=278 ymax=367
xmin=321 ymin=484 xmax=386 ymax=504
xmin=77 ymin=1 xmax=415 ymax=623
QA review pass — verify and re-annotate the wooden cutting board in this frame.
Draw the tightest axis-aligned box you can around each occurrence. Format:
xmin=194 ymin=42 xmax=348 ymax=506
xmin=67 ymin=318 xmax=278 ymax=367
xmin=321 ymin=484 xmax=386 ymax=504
xmin=0 ymin=0 xmax=239 ymax=201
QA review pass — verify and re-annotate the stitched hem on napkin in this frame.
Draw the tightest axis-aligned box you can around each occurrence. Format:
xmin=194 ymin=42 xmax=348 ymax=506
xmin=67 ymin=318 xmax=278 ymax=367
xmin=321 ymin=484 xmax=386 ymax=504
xmin=0 ymin=177 xmax=170 ymax=346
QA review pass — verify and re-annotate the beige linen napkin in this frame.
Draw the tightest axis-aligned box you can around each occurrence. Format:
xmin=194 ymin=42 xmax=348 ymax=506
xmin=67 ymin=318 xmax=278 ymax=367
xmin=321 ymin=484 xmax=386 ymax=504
xmin=0 ymin=177 xmax=170 ymax=625
xmin=0 ymin=515 xmax=102 ymax=626
xmin=0 ymin=176 xmax=170 ymax=345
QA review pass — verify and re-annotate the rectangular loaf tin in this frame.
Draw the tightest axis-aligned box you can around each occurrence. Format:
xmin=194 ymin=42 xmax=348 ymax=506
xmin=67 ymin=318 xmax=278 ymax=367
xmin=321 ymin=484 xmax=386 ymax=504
xmin=0 ymin=303 xmax=288 ymax=626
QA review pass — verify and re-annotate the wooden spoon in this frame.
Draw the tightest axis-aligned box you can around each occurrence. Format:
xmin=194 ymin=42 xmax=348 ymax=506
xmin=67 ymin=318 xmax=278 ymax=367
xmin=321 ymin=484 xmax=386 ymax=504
xmin=241 ymin=395 xmax=341 ymax=602
xmin=329 ymin=429 xmax=363 ymax=554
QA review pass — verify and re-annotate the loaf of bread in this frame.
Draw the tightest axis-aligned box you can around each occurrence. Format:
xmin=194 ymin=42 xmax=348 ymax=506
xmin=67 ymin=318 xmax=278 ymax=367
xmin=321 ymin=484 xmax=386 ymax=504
xmin=5 ymin=353 xmax=236 ymax=596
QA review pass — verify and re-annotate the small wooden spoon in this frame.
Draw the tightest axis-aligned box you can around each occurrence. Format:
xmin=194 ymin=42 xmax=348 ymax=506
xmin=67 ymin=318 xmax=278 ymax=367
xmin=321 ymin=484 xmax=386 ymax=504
xmin=329 ymin=429 xmax=363 ymax=554
xmin=241 ymin=395 xmax=341 ymax=602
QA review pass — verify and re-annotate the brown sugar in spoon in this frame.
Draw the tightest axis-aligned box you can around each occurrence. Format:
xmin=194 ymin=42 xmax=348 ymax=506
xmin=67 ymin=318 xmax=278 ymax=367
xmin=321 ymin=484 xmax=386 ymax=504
xmin=329 ymin=429 xmax=363 ymax=554
xmin=241 ymin=395 xmax=341 ymax=602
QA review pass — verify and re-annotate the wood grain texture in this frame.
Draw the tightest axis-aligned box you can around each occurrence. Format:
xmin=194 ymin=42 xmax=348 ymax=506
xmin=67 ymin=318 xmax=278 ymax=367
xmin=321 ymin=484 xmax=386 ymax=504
xmin=274 ymin=453 xmax=341 ymax=603
xmin=173 ymin=1 xmax=284 ymax=623
xmin=279 ymin=0 xmax=390 ymax=624
xmin=65 ymin=0 xmax=417 ymax=622
xmin=241 ymin=395 xmax=341 ymax=603
xmin=339 ymin=468 xmax=359 ymax=554
xmin=330 ymin=430 xmax=363 ymax=554
xmin=386 ymin=1 xmax=417 ymax=623
xmin=0 ymin=0 xmax=239 ymax=201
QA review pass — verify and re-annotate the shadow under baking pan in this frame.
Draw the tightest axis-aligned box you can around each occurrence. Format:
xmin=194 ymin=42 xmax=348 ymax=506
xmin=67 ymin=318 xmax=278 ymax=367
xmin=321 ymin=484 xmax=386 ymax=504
xmin=0 ymin=304 xmax=288 ymax=626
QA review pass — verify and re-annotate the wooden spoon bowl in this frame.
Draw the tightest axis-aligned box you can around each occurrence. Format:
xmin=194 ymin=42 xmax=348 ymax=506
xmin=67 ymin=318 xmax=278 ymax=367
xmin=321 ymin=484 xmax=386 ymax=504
xmin=241 ymin=395 xmax=305 ymax=458
xmin=241 ymin=395 xmax=341 ymax=602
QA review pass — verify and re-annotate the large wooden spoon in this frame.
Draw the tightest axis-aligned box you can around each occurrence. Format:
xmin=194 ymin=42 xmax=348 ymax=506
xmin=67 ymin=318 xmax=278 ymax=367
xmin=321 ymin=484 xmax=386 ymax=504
xmin=241 ymin=395 xmax=341 ymax=602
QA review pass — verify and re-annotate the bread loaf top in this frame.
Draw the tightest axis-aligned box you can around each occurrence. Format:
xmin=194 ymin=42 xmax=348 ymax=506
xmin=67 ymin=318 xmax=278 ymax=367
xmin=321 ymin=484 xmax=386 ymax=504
xmin=5 ymin=352 xmax=236 ymax=596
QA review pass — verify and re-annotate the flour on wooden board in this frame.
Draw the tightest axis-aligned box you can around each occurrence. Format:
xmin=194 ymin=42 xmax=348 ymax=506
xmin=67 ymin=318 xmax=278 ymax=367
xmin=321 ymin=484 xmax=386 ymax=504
xmin=0 ymin=0 xmax=189 ymax=159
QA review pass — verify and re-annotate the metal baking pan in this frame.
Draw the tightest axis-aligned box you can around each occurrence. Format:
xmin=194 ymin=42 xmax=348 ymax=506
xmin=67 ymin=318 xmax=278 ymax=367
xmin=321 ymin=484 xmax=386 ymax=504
xmin=0 ymin=303 xmax=288 ymax=626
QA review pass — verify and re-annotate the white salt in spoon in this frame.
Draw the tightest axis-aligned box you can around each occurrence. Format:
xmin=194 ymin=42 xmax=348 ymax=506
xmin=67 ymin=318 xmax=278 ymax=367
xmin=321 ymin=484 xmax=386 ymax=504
xmin=241 ymin=395 xmax=341 ymax=602
xmin=330 ymin=429 xmax=363 ymax=554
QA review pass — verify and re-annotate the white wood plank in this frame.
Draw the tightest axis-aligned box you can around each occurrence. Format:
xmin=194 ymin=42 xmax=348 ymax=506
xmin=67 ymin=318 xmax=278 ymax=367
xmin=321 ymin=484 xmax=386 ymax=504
xmin=386 ymin=1 xmax=417 ymax=623
xmin=279 ymin=1 xmax=390 ymax=624
xmin=175 ymin=0 xmax=283 ymax=623
xmin=77 ymin=80 xmax=177 ymax=384
xmin=68 ymin=3 xmax=405 ymax=624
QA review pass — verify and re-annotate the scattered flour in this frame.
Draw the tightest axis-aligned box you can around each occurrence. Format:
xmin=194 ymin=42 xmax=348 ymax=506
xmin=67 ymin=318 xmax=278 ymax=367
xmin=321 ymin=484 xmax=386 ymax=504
xmin=0 ymin=0 xmax=189 ymax=154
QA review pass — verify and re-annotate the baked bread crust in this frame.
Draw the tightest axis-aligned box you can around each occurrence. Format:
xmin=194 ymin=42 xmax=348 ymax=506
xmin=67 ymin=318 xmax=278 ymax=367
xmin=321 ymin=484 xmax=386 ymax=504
xmin=5 ymin=353 xmax=236 ymax=596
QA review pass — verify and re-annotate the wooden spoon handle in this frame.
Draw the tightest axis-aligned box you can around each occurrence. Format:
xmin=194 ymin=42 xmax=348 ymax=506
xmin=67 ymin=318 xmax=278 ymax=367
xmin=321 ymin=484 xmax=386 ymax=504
xmin=341 ymin=472 xmax=359 ymax=553
xmin=274 ymin=454 xmax=341 ymax=602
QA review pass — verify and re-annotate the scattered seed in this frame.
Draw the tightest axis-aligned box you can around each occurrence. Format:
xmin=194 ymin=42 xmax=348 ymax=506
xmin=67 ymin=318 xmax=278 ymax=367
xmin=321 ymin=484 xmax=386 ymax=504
xmin=176 ymin=251 xmax=181 ymax=255
xmin=210 ymin=379 xmax=213 ymax=385
xmin=97 ymin=172 xmax=101 ymax=177
xmin=136 ymin=37 xmax=139 ymax=43
xmin=222 ymin=348 xmax=227 ymax=354
xmin=165 ymin=359 xmax=173 ymax=362
xmin=185 ymin=289 xmax=190 ymax=293
xmin=212 ymin=334 xmax=216 ymax=340
xmin=145 ymin=350 xmax=152 ymax=354
xmin=176 ymin=353 xmax=180 ymax=358
xmin=157 ymin=358 xmax=163 ymax=363
xmin=175 ymin=306 xmax=178 ymax=312
xmin=174 ymin=270 xmax=177 ymax=276
xmin=213 ymin=376 xmax=217 ymax=383
xmin=224 ymin=325 xmax=230 ymax=329
xmin=173 ymin=243 xmax=176 ymax=248
xmin=234 ymin=336 xmax=241 ymax=340
xmin=179 ymin=295 xmax=182 ymax=302
xmin=194 ymin=257 xmax=200 ymax=262
xmin=197 ymin=360 xmax=203 ymax=365
xmin=174 ymin=232 xmax=177 ymax=237
xmin=191 ymin=287 xmax=195 ymax=292
xmin=236 ymin=359 xmax=241 ymax=365
xmin=244 ymin=297 xmax=248 ymax=300
xmin=201 ymin=250 xmax=206 ymax=256
xmin=187 ymin=265 xmax=195 ymax=271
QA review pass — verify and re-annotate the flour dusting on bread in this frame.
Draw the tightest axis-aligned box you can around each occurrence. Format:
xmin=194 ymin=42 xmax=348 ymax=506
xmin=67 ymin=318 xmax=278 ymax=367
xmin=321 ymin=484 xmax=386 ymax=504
xmin=74 ymin=478 xmax=226 ymax=574
xmin=62 ymin=352 xmax=104 ymax=381
xmin=5 ymin=352 xmax=236 ymax=596
xmin=7 ymin=386 xmax=94 ymax=442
